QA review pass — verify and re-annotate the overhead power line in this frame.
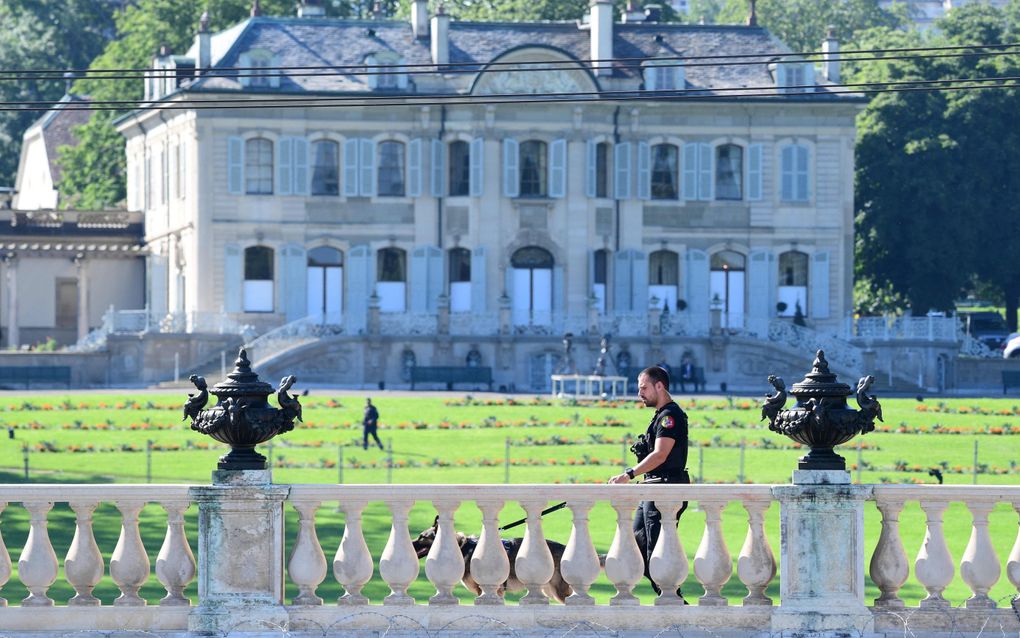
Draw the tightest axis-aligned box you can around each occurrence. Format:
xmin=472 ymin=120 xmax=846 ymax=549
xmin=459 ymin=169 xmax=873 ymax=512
xmin=2 ymin=77 xmax=1017 ymax=112
xmin=0 ymin=42 xmax=1016 ymax=81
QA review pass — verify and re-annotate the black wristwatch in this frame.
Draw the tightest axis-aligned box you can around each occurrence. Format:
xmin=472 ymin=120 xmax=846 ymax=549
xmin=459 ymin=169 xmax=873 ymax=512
xmin=625 ymin=467 xmax=635 ymax=480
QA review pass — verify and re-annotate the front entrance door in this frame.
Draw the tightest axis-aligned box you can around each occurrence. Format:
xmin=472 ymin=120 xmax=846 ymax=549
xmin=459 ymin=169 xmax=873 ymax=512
xmin=306 ymin=247 xmax=343 ymax=323
xmin=710 ymin=251 xmax=746 ymax=329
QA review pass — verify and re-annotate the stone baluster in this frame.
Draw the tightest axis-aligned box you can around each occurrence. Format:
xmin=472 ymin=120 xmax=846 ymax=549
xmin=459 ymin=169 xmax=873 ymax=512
xmin=515 ymin=499 xmax=555 ymax=605
xmin=1007 ymin=500 xmax=1020 ymax=600
xmin=694 ymin=500 xmax=731 ymax=606
xmin=334 ymin=500 xmax=373 ymax=605
xmin=110 ymin=500 xmax=150 ymax=606
xmin=289 ymin=500 xmax=327 ymax=605
xmin=915 ymin=500 xmax=953 ymax=609
xmin=869 ymin=496 xmax=908 ymax=608
xmin=960 ymin=501 xmax=1000 ymax=609
xmin=472 ymin=498 xmax=510 ymax=605
xmin=65 ymin=500 xmax=104 ymax=606
xmin=560 ymin=499 xmax=600 ymax=605
xmin=379 ymin=498 xmax=418 ymax=605
xmin=649 ymin=500 xmax=688 ymax=606
xmin=425 ymin=499 xmax=464 ymax=605
xmin=19 ymin=500 xmax=58 ymax=606
xmin=605 ymin=496 xmax=643 ymax=606
xmin=0 ymin=501 xmax=11 ymax=607
xmin=155 ymin=501 xmax=195 ymax=606
xmin=737 ymin=499 xmax=775 ymax=606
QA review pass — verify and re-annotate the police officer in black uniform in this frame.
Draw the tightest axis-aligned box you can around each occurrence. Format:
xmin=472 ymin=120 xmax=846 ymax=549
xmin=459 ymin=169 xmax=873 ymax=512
xmin=609 ymin=365 xmax=690 ymax=596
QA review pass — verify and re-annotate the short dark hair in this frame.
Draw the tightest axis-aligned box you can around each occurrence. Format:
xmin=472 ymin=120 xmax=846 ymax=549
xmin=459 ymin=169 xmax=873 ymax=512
xmin=639 ymin=366 xmax=670 ymax=391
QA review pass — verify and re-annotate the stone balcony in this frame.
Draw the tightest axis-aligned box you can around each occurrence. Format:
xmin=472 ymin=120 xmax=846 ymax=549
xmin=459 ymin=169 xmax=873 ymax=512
xmin=0 ymin=481 xmax=1018 ymax=637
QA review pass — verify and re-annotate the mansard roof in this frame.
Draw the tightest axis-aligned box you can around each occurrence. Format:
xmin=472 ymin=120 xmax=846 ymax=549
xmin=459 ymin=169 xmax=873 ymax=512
xmin=179 ymin=16 xmax=852 ymax=100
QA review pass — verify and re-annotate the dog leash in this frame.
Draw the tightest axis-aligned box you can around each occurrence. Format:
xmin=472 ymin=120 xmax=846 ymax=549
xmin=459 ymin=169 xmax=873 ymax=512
xmin=498 ymin=501 xmax=567 ymax=532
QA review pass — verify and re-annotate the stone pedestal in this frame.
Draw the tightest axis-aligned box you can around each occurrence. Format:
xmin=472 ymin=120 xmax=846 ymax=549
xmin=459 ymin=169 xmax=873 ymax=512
xmin=189 ymin=470 xmax=290 ymax=635
xmin=771 ymin=471 xmax=875 ymax=636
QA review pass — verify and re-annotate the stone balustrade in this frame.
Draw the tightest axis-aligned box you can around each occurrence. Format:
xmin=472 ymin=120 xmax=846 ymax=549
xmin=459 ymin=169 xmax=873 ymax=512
xmin=0 ymin=482 xmax=1018 ymax=637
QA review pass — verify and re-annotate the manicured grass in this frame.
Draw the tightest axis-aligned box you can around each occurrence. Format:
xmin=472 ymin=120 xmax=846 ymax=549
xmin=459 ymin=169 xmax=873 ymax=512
xmin=0 ymin=393 xmax=1018 ymax=608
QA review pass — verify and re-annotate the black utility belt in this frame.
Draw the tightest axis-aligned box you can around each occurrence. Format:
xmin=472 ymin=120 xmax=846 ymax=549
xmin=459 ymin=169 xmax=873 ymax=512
xmin=641 ymin=470 xmax=690 ymax=484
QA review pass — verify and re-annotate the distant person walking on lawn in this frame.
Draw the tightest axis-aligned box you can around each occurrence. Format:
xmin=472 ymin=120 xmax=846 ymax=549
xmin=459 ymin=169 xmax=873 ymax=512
xmin=362 ymin=398 xmax=384 ymax=450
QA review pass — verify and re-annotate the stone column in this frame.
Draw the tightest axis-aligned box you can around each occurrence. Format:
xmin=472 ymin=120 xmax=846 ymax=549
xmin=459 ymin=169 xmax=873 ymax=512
xmin=4 ymin=256 xmax=18 ymax=348
xmin=188 ymin=470 xmax=290 ymax=634
xmin=75 ymin=255 xmax=90 ymax=342
xmin=771 ymin=470 xmax=874 ymax=635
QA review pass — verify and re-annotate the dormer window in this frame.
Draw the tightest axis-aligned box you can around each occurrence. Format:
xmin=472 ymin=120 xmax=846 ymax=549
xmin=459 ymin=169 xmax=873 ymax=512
xmin=238 ymin=48 xmax=280 ymax=89
xmin=775 ymin=60 xmax=816 ymax=94
xmin=365 ymin=53 xmax=408 ymax=91
xmin=643 ymin=59 xmax=684 ymax=92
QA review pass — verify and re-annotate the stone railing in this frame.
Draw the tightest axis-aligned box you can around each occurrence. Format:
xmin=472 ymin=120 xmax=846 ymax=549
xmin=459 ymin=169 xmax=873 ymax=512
xmin=851 ymin=315 xmax=960 ymax=342
xmin=2 ymin=481 xmax=1019 ymax=636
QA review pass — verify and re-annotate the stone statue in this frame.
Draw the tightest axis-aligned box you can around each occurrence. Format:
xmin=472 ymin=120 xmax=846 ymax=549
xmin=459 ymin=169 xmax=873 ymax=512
xmin=277 ymin=375 xmax=303 ymax=423
xmin=592 ymin=334 xmax=611 ymax=376
xmin=556 ymin=333 xmax=577 ymax=374
xmin=183 ymin=375 xmax=208 ymax=422
xmin=855 ymin=375 xmax=883 ymax=424
xmin=760 ymin=374 xmax=787 ymax=425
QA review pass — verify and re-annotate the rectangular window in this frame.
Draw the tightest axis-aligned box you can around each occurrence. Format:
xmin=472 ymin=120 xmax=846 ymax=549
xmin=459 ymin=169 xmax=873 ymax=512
xmin=311 ymin=140 xmax=340 ymax=196
xmin=519 ymin=140 xmax=548 ymax=197
xmin=176 ymin=143 xmax=186 ymax=199
xmin=595 ymin=142 xmax=609 ymax=198
xmin=715 ymin=144 xmax=743 ymax=200
xmin=448 ymin=141 xmax=470 ymax=197
xmin=245 ymin=138 xmax=274 ymax=195
xmin=377 ymin=141 xmax=405 ymax=197
xmin=651 ymin=144 xmax=679 ymax=200
xmin=55 ymin=278 xmax=78 ymax=330
xmin=781 ymin=145 xmax=810 ymax=202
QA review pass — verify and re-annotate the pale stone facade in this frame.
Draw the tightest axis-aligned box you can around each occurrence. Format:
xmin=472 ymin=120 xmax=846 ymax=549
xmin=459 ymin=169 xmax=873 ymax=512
xmin=117 ymin=2 xmax=863 ymax=390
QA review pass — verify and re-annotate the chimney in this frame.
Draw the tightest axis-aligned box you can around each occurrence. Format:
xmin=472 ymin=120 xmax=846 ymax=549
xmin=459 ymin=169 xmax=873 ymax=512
xmin=747 ymin=0 xmax=757 ymax=26
xmin=250 ymin=0 xmax=261 ymax=17
xmin=822 ymin=26 xmax=840 ymax=83
xmin=195 ymin=11 xmax=212 ymax=72
xmin=412 ymin=0 xmax=429 ymax=39
xmin=431 ymin=5 xmax=450 ymax=66
xmin=298 ymin=0 xmax=325 ymax=18
xmin=622 ymin=0 xmax=644 ymax=23
xmin=644 ymin=3 xmax=662 ymax=22
xmin=590 ymin=0 xmax=614 ymax=77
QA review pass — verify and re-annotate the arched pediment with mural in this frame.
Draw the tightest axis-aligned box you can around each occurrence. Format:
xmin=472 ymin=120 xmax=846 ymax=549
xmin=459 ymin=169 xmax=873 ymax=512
xmin=471 ymin=47 xmax=600 ymax=96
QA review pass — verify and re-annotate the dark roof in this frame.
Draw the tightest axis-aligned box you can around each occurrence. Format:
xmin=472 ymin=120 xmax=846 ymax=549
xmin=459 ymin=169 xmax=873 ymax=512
xmin=180 ymin=16 xmax=851 ymax=100
xmin=30 ymin=95 xmax=92 ymax=183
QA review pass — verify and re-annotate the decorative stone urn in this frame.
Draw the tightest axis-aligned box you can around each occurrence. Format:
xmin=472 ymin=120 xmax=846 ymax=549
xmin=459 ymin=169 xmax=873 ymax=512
xmin=761 ymin=350 xmax=882 ymax=471
xmin=183 ymin=347 xmax=302 ymax=471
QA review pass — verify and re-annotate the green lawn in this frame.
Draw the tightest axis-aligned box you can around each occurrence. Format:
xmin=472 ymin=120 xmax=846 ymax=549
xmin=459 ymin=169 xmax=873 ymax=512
xmin=0 ymin=393 xmax=1018 ymax=608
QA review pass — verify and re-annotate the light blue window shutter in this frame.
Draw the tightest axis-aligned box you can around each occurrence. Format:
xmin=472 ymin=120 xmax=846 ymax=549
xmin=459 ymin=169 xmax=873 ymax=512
xmin=283 ymin=244 xmax=307 ymax=321
xmin=698 ymin=143 xmax=712 ymax=200
xmin=408 ymin=138 xmax=423 ymax=197
xmin=811 ymin=251 xmax=830 ymax=318
xmin=614 ymin=142 xmax=631 ymax=200
xmin=293 ymin=137 xmax=308 ymax=195
xmin=585 ymin=139 xmax=597 ymax=198
xmin=631 ymin=251 xmax=648 ymax=312
xmin=410 ymin=246 xmax=429 ymax=312
xmin=804 ymin=63 xmax=816 ymax=90
xmin=748 ymin=143 xmax=763 ymax=201
xmin=637 ymin=141 xmax=651 ymax=200
xmin=223 ymin=244 xmax=242 ymax=312
xmin=359 ymin=139 xmax=375 ymax=196
xmin=343 ymin=139 xmax=359 ymax=197
xmin=683 ymin=143 xmax=698 ymax=201
xmin=776 ymin=63 xmax=788 ymax=91
xmin=747 ymin=249 xmax=770 ymax=323
xmin=781 ymin=145 xmax=794 ymax=201
xmin=346 ymin=245 xmax=370 ymax=333
xmin=277 ymin=137 xmax=293 ymax=196
xmin=430 ymin=139 xmax=444 ymax=197
xmin=470 ymin=137 xmax=484 ymax=197
xmin=797 ymin=145 xmax=810 ymax=201
xmin=644 ymin=66 xmax=656 ymax=91
xmin=549 ymin=138 xmax=567 ymax=198
xmin=685 ymin=249 xmax=709 ymax=328
xmin=503 ymin=138 xmax=519 ymax=198
xmin=552 ymin=265 xmax=565 ymax=313
xmin=396 ymin=64 xmax=409 ymax=90
xmin=613 ymin=250 xmax=634 ymax=312
xmin=228 ymin=137 xmax=243 ymax=195
xmin=426 ymin=246 xmax=443 ymax=312
xmin=470 ymin=246 xmax=486 ymax=313
xmin=148 ymin=254 xmax=169 ymax=319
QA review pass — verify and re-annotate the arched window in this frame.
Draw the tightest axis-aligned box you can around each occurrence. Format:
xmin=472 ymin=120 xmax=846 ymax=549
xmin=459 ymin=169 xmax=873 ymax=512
xmin=311 ymin=140 xmax=339 ymax=196
xmin=448 ymin=247 xmax=472 ymax=313
xmin=511 ymin=246 xmax=553 ymax=327
xmin=307 ymin=246 xmax=343 ymax=321
xmin=592 ymin=249 xmax=609 ymax=314
xmin=448 ymin=141 xmax=470 ymax=197
xmin=649 ymin=250 xmax=679 ymax=311
xmin=376 ymin=247 xmax=406 ymax=312
xmin=651 ymin=143 xmax=679 ymax=200
xmin=519 ymin=140 xmax=548 ymax=197
xmin=466 ymin=348 xmax=482 ymax=367
xmin=715 ymin=144 xmax=743 ymax=200
xmin=377 ymin=141 xmax=406 ymax=197
xmin=245 ymin=138 xmax=273 ymax=195
xmin=243 ymin=246 xmax=274 ymax=312
xmin=778 ymin=250 xmax=808 ymax=317
xmin=710 ymin=250 xmax=746 ymax=329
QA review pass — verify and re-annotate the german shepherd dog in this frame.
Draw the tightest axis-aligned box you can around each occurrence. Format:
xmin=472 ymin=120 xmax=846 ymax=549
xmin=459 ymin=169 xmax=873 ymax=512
xmin=411 ymin=516 xmax=573 ymax=603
